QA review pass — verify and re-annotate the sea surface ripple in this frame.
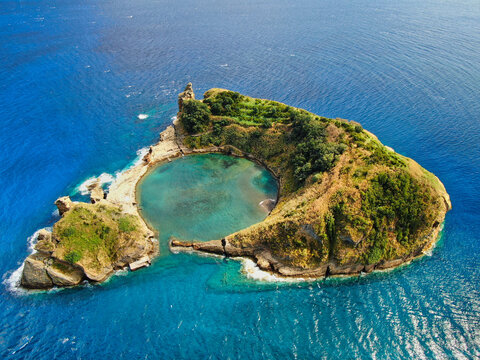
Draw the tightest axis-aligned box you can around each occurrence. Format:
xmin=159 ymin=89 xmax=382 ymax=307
xmin=0 ymin=0 xmax=479 ymax=358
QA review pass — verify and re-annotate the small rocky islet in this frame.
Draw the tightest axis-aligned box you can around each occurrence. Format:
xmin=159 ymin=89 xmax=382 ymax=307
xmin=19 ymin=84 xmax=451 ymax=289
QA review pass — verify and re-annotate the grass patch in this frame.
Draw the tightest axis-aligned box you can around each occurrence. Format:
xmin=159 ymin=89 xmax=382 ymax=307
xmin=53 ymin=204 xmax=143 ymax=267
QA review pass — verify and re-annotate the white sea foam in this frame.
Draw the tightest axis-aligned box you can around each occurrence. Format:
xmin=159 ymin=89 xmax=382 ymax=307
xmin=4 ymin=227 xmax=53 ymax=295
xmin=132 ymin=147 xmax=149 ymax=168
xmin=114 ymin=269 xmax=129 ymax=277
xmin=239 ymin=258 xmax=305 ymax=283
xmin=137 ymin=114 xmax=149 ymax=120
xmin=3 ymin=263 xmax=26 ymax=295
xmin=77 ymin=173 xmax=115 ymax=195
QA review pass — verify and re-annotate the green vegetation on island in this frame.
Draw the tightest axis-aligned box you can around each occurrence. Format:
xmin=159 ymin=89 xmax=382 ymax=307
xmin=53 ymin=204 xmax=140 ymax=269
xmin=177 ymin=87 xmax=451 ymax=272
xmin=19 ymin=83 xmax=451 ymax=289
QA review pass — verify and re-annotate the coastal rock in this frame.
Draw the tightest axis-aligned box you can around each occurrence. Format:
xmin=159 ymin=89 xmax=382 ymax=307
xmin=254 ymin=252 xmax=272 ymax=270
xmin=88 ymin=182 xmax=105 ymax=204
xmin=55 ymin=196 xmax=73 ymax=216
xmin=364 ymin=264 xmax=375 ymax=273
xmin=259 ymin=199 xmax=276 ymax=213
xmin=278 ymin=264 xmax=328 ymax=278
xmin=192 ymin=240 xmax=224 ymax=255
xmin=178 ymin=82 xmax=195 ymax=112
xmin=143 ymin=148 xmax=152 ymax=163
xmin=129 ymin=256 xmax=151 ymax=271
xmin=46 ymin=261 xmax=84 ymax=287
xmin=21 ymin=253 xmax=53 ymax=289
xmin=376 ymin=258 xmax=404 ymax=270
xmin=160 ymin=126 xmax=175 ymax=142
xmin=224 ymin=243 xmax=253 ymax=257
xmin=115 ymin=239 xmax=156 ymax=268
xmin=170 ymin=238 xmax=194 ymax=248
xmin=254 ymin=250 xmax=277 ymax=270
xmin=254 ymin=250 xmax=328 ymax=277
xmin=82 ymin=266 xmax=114 ymax=283
xmin=34 ymin=229 xmax=55 ymax=254
xmin=328 ymin=263 xmax=365 ymax=276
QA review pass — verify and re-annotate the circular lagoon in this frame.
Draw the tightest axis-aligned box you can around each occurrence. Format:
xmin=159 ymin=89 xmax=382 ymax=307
xmin=138 ymin=153 xmax=278 ymax=243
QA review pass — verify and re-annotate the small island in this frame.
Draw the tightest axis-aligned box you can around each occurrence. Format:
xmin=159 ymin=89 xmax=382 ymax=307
xmin=19 ymin=84 xmax=451 ymax=289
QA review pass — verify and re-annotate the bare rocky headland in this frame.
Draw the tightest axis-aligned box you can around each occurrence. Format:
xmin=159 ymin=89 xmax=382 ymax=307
xmin=19 ymin=83 xmax=451 ymax=289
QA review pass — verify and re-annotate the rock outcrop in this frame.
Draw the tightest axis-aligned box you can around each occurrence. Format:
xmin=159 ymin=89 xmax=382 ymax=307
xmin=177 ymin=82 xmax=195 ymax=112
xmin=88 ymin=181 xmax=105 ymax=204
xmin=55 ymin=196 xmax=73 ymax=216
xmin=21 ymin=253 xmax=85 ymax=289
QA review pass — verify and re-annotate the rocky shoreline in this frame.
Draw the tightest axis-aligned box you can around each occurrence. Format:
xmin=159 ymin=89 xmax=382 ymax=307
xmin=169 ymin=219 xmax=445 ymax=279
xmin=20 ymin=104 xmax=185 ymax=289
xmin=17 ymin=83 xmax=451 ymax=289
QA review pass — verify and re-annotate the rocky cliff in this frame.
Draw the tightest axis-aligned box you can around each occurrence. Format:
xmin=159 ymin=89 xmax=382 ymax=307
xmin=172 ymin=85 xmax=451 ymax=278
xmin=21 ymin=199 xmax=157 ymax=289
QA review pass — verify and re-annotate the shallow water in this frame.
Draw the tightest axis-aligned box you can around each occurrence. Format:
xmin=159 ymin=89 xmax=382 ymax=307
xmin=1 ymin=0 xmax=480 ymax=358
xmin=138 ymin=153 xmax=278 ymax=244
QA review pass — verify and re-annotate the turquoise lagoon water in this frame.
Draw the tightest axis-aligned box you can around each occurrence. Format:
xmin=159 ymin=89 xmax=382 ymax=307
xmin=138 ymin=153 xmax=278 ymax=245
xmin=1 ymin=0 xmax=480 ymax=358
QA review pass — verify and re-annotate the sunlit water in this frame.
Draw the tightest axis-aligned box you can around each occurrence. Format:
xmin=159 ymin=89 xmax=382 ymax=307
xmin=1 ymin=0 xmax=480 ymax=358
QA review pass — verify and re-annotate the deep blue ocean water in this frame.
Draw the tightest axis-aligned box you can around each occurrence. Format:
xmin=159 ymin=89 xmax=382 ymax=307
xmin=1 ymin=0 xmax=479 ymax=358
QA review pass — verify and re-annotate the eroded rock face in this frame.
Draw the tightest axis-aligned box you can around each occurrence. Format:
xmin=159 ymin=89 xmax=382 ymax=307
xmin=21 ymin=254 xmax=53 ymax=289
xmin=88 ymin=182 xmax=105 ymax=204
xmin=178 ymin=82 xmax=195 ymax=112
xmin=46 ymin=263 xmax=84 ymax=287
xmin=34 ymin=229 xmax=55 ymax=254
xmin=55 ymin=196 xmax=73 ymax=216
xmin=20 ymin=253 xmax=85 ymax=289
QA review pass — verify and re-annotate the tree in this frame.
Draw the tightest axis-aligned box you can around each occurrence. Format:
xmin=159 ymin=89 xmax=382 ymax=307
xmin=181 ymin=100 xmax=211 ymax=134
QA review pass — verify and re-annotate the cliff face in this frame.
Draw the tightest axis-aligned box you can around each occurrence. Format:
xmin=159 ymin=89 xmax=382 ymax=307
xmin=21 ymin=200 xmax=157 ymax=289
xmin=173 ymin=86 xmax=451 ymax=278
xmin=178 ymin=82 xmax=195 ymax=112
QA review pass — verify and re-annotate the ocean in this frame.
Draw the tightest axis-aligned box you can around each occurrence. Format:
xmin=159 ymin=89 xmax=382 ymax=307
xmin=1 ymin=0 xmax=479 ymax=358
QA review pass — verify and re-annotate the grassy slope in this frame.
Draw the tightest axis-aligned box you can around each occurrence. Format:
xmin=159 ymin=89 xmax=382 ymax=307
xmin=179 ymin=89 xmax=450 ymax=269
xmin=51 ymin=203 xmax=145 ymax=273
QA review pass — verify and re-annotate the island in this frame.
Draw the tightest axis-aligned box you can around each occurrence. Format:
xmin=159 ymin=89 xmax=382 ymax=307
xmin=19 ymin=83 xmax=451 ymax=289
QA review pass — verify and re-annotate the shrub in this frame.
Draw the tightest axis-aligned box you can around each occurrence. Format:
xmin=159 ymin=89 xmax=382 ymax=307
xmin=363 ymin=172 xmax=429 ymax=247
xmin=64 ymin=250 xmax=82 ymax=264
xmin=181 ymin=100 xmax=211 ymax=134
